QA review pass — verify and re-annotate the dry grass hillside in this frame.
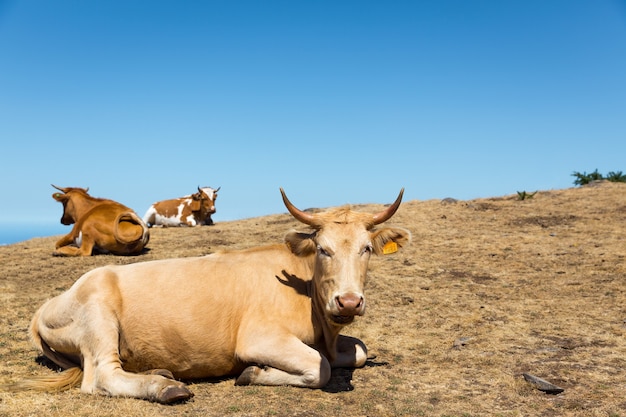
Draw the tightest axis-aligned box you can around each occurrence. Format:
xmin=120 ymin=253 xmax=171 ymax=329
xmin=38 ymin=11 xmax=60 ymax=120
xmin=1 ymin=182 xmax=625 ymax=417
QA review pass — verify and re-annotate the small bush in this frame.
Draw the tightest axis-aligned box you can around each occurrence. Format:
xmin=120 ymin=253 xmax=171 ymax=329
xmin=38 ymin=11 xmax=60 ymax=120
xmin=572 ymin=169 xmax=625 ymax=186
xmin=605 ymin=171 xmax=626 ymax=183
xmin=517 ymin=191 xmax=537 ymax=200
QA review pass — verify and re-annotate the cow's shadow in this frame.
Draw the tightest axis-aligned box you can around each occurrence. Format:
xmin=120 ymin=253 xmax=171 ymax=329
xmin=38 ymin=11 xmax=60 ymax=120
xmin=275 ymin=270 xmax=309 ymax=296
xmin=36 ymin=355 xmax=63 ymax=371
xmin=323 ymin=359 xmax=389 ymax=393
xmin=36 ymin=355 xmax=388 ymax=394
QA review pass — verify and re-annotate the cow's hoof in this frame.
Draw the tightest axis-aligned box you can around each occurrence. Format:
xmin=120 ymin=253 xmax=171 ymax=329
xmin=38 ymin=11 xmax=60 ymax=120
xmin=156 ymin=384 xmax=194 ymax=404
xmin=235 ymin=366 xmax=261 ymax=386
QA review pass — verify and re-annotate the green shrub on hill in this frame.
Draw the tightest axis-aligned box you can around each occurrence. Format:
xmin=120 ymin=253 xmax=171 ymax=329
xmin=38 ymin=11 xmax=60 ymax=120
xmin=572 ymin=169 xmax=625 ymax=186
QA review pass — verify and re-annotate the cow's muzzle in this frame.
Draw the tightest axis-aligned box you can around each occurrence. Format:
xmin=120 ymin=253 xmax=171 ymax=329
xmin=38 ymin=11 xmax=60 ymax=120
xmin=333 ymin=293 xmax=364 ymax=319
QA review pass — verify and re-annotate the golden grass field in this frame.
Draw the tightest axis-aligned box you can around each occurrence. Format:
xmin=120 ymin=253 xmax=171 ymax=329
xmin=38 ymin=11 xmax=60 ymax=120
xmin=1 ymin=182 xmax=625 ymax=417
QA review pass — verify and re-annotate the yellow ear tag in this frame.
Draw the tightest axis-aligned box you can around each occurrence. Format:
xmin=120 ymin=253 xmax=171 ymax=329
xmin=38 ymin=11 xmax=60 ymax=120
xmin=382 ymin=241 xmax=398 ymax=255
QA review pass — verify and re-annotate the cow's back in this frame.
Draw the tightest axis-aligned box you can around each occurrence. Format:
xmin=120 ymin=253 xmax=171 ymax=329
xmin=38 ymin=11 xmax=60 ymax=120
xmin=143 ymin=198 xmax=194 ymax=227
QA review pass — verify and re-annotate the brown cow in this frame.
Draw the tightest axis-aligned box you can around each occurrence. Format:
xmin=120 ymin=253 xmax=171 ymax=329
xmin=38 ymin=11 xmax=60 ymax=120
xmin=142 ymin=186 xmax=219 ymax=227
xmin=51 ymin=185 xmax=150 ymax=256
xmin=15 ymin=188 xmax=410 ymax=403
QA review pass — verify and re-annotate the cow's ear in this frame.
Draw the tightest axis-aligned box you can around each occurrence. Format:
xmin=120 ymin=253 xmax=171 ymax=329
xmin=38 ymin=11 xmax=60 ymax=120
xmin=284 ymin=230 xmax=317 ymax=256
xmin=190 ymin=200 xmax=201 ymax=211
xmin=371 ymin=227 xmax=411 ymax=256
xmin=52 ymin=192 xmax=67 ymax=202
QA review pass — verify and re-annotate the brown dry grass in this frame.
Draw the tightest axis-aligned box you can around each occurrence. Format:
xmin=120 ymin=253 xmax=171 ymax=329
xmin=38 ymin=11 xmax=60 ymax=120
xmin=1 ymin=182 xmax=625 ymax=417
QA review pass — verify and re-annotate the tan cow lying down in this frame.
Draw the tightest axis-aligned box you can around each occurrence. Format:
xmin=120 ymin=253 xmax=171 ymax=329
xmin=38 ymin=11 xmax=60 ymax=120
xmin=15 ymin=188 xmax=410 ymax=404
xmin=51 ymin=185 xmax=150 ymax=256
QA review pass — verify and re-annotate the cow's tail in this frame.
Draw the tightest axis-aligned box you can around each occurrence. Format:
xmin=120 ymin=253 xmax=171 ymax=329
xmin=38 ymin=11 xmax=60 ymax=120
xmin=6 ymin=367 xmax=83 ymax=392
xmin=114 ymin=211 xmax=150 ymax=247
xmin=4 ymin=308 xmax=83 ymax=392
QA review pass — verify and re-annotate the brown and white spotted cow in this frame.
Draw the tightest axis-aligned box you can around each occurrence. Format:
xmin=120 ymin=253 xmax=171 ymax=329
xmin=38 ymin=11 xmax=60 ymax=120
xmin=14 ymin=188 xmax=410 ymax=404
xmin=142 ymin=186 xmax=220 ymax=227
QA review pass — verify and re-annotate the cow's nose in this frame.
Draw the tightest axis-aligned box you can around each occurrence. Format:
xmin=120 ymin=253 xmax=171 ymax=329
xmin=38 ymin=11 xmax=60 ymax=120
xmin=335 ymin=293 xmax=364 ymax=315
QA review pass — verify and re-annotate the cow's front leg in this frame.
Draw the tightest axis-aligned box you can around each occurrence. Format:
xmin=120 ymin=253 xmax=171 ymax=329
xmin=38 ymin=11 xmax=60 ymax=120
xmin=235 ymin=334 xmax=331 ymax=388
xmin=331 ymin=335 xmax=368 ymax=368
xmin=54 ymin=233 xmax=76 ymax=250
xmin=53 ymin=238 xmax=94 ymax=256
xmin=53 ymin=245 xmax=82 ymax=256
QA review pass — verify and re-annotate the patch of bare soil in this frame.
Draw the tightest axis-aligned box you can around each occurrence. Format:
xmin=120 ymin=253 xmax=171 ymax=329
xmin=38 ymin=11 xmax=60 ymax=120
xmin=1 ymin=182 xmax=625 ymax=416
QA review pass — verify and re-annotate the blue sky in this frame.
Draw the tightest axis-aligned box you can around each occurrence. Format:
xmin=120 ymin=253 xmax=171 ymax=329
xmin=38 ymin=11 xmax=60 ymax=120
xmin=1 ymin=1 xmax=625 ymax=232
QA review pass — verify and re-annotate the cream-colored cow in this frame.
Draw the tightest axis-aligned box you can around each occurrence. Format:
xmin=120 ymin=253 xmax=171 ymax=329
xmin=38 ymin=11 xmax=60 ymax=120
xmin=16 ymin=188 xmax=410 ymax=404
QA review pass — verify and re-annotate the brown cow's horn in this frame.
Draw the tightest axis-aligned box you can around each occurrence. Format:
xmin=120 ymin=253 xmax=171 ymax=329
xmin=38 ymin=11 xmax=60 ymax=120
xmin=51 ymin=184 xmax=89 ymax=193
xmin=280 ymin=188 xmax=320 ymax=227
xmin=51 ymin=184 xmax=67 ymax=193
xmin=371 ymin=188 xmax=404 ymax=225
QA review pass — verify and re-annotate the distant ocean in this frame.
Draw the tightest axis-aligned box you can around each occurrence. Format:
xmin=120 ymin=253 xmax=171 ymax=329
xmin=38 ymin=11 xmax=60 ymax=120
xmin=0 ymin=222 xmax=67 ymax=246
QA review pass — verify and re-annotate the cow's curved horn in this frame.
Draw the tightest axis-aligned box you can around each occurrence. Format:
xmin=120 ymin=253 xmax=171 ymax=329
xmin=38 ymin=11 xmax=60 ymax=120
xmin=371 ymin=188 xmax=404 ymax=225
xmin=215 ymin=186 xmax=221 ymax=192
xmin=52 ymin=184 xmax=89 ymax=193
xmin=51 ymin=184 xmax=76 ymax=193
xmin=280 ymin=188 xmax=320 ymax=227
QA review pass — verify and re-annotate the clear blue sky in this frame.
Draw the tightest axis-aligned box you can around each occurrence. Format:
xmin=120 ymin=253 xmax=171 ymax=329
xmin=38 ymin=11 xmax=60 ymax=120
xmin=1 ymin=0 xmax=625 ymax=227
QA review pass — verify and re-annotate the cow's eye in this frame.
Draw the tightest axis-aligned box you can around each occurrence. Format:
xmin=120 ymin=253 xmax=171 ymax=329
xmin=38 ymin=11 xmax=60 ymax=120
xmin=317 ymin=245 xmax=330 ymax=257
xmin=361 ymin=244 xmax=373 ymax=255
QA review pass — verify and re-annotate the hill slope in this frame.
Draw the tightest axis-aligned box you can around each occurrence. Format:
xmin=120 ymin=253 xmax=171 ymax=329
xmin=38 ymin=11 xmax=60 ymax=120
xmin=1 ymin=182 xmax=625 ymax=416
